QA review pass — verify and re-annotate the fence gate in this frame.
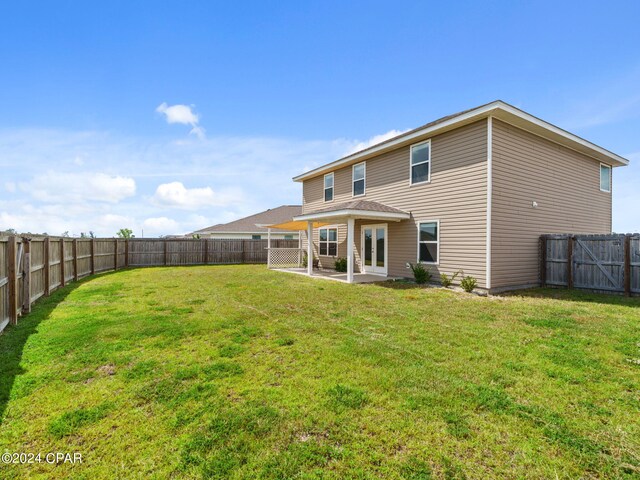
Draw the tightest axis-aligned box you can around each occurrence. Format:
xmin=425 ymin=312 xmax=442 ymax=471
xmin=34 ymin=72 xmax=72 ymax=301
xmin=572 ymin=235 xmax=625 ymax=292
xmin=542 ymin=233 xmax=638 ymax=295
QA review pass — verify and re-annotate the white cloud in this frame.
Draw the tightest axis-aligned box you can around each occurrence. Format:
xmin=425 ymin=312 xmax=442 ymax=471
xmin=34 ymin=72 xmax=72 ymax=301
xmin=5 ymin=182 xmax=16 ymax=193
xmin=156 ymin=102 xmax=205 ymax=139
xmin=142 ymin=217 xmax=179 ymax=236
xmin=345 ymin=129 xmax=408 ymax=155
xmin=21 ymin=172 xmax=136 ymax=203
xmin=151 ymin=181 xmax=242 ymax=210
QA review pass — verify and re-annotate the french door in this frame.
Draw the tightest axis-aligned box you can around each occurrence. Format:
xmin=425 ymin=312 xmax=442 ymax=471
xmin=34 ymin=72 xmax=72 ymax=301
xmin=361 ymin=224 xmax=387 ymax=275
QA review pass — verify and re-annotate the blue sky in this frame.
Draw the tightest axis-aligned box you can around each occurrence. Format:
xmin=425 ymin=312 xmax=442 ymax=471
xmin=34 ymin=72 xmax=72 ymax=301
xmin=1 ymin=1 xmax=639 ymax=236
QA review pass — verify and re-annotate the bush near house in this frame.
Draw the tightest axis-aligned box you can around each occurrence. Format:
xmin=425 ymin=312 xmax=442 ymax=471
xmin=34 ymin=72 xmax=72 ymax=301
xmin=1 ymin=265 xmax=639 ymax=479
xmin=334 ymin=258 xmax=347 ymax=272
xmin=408 ymin=262 xmax=432 ymax=284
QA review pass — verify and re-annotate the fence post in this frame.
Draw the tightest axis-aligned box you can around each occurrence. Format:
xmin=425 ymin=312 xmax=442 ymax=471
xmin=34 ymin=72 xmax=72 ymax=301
xmin=7 ymin=236 xmax=18 ymax=325
xmin=44 ymin=236 xmax=51 ymax=296
xmin=60 ymin=239 xmax=66 ymax=287
xmin=204 ymin=238 xmax=209 ymax=265
xmin=22 ymin=237 xmax=31 ymax=313
xmin=242 ymin=240 xmax=246 ymax=264
xmin=114 ymin=238 xmax=118 ymax=271
xmin=567 ymin=235 xmax=574 ymax=289
xmin=125 ymin=239 xmax=129 ymax=267
xmin=624 ymin=234 xmax=631 ymax=297
xmin=90 ymin=239 xmax=96 ymax=275
xmin=164 ymin=239 xmax=168 ymax=266
xmin=539 ymin=235 xmax=547 ymax=287
xmin=73 ymin=239 xmax=78 ymax=281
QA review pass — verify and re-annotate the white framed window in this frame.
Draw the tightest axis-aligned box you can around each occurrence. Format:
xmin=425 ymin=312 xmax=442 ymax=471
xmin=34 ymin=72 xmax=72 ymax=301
xmin=252 ymin=234 xmax=261 ymax=240
xmin=410 ymin=140 xmax=431 ymax=185
xmin=600 ymin=164 xmax=611 ymax=192
xmin=284 ymin=234 xmax=294 ymax=240
xmin=319 ymin=227 xmax=338 ymax=256
xmin=352 ymin=162 xmax=366 ymax=197
xmin=417 ymin=221 xmax=439 ymax=264
xmin=324 ymin=173 xmax=334 ymax=202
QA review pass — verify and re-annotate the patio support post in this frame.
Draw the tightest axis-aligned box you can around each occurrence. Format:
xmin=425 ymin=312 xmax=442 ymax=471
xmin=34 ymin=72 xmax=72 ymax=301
xmin=307 ymin=221 xmax=313 ymax=276
xmin=267 ymin=228 xmax=271 ymax=268
xmin=347 ymin=217 xmax=355 ymax=283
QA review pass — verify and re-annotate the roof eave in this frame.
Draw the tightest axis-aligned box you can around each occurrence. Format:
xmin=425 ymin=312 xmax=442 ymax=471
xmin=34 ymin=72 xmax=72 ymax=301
xmin=293 ymin=101 xmax=629 ymax=182
xmin=293 ymin=209 xmax=410 ymax=222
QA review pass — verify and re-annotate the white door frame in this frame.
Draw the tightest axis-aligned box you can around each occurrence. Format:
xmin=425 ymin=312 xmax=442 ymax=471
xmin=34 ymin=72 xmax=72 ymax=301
xmin=360 ymin=223 xmax=388 ymax=275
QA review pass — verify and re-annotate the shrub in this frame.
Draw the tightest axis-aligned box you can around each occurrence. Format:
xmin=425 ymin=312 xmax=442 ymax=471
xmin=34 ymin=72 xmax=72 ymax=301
xmin=460 ymin=276 xmax=478 ymax=293
xmin=302 ymin=252 xmax=319 ymax=269
xmin=408 ymin=263 xmax=432 ymax=285
xmin=440 ymin=270 xmax=462 ymax=288
xmin=334 ymin=257 xmax=347 ymax=272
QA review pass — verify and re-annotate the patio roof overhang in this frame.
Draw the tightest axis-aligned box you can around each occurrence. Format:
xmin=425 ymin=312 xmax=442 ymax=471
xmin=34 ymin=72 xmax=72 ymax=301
xmin=266 ymin=220 xmax=330 ymax=231
xmin=292 ymin=200 xmax=410 ymax=224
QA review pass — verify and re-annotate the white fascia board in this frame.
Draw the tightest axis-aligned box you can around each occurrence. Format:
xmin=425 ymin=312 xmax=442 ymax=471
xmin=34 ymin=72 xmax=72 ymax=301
xmin=493 ymin=103 xmax=629 ymax=167
xmin=294 ymin=209 xmax=410 ymax=222
xmin=293 ymin=102 xmax=501 ymax=182
xmin=293 ymin=101 xmax=629 ymax=182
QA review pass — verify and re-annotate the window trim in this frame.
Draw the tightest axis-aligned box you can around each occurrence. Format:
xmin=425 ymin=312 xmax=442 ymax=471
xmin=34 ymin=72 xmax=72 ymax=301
xmin=352 ymin=161 xmax=366 ymax=197
xmin=416 ymin=219 xmax=440 ymax=265
xmin=409 ymin=139 xmax=431 ymax=186
xmin=319 ymin=226 xmax=338 ymax=256
xmin=599 ymin=163 xmax=611 ymax=193
xmin=324 ymin=172 xmax=334 ymax=202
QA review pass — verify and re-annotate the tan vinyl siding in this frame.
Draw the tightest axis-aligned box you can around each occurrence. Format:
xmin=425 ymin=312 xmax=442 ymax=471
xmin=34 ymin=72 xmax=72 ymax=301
xmin=491 ymin=119 xmax=613 ymax=289
xmin=303 ymin=120 xmax=488 ymax=286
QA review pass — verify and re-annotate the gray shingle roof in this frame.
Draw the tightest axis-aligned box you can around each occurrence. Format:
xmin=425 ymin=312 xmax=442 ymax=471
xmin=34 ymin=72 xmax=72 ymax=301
xmin=191 ymin=205 xmax=302 ymax=234
xmin=306 ymin=200 xmax=408 ymax=215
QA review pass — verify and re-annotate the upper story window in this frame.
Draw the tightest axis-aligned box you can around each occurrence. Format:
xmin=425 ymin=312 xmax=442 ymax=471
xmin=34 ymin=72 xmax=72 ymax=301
xmin=324 ymin=173 xmax=334 ymax=202
xmin=418 ymin=221 xmax=439 ymax=264
xmin=600 ymin=164 xmax=611 ymax=192
xmin=410 ymin=140 xmax=431 ymax=185
xmin=352 ymin=162 xmax=366 ymax=197
xmin=319 ymin=227 xmax=338 ymax=256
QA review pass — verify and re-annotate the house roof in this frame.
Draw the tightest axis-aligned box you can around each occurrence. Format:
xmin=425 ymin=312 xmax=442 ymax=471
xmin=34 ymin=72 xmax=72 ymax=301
xmin=293 ymin=200 xmax=410 ymax=223
xmin=192 ymin=205 xmax=302 ymax=234
xmin=293 ymin=100 xmax=629 ymax=182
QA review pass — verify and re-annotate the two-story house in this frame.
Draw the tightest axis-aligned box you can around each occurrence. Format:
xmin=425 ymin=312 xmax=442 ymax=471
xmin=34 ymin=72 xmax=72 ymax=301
xmin=281 ymin=101 xmax=628 ymax=292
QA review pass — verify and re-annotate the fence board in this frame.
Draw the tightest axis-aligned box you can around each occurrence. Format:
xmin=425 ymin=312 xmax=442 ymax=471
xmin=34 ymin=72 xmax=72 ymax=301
xmin=0 ymin=239 xmax=7 ymax=330
xmin=631 ymin=235 xmax=640 ymax=294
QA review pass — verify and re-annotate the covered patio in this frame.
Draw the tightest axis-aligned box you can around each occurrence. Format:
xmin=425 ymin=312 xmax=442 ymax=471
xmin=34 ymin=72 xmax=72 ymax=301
xmin=271 ymin=267 xmax=402 ymax=284
xmin=266 ymin=200 xmax=410 ymax=283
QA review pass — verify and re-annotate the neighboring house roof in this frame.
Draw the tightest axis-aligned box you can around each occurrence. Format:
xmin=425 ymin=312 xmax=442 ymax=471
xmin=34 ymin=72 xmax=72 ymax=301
xmin=293 ymin=100 xmax=629 ymax=182
xmin=294 ymin=200 xmax=410 ymax=223
xmin=191 ymin=205 xmax=302 ymax=235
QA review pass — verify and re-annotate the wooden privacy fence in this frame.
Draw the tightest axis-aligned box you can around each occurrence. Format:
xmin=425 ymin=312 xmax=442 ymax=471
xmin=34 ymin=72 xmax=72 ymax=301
xmin=0 ymin=236 xmax=298 ymax=332
xmin=540 ymin=234 xmax=640 ymax=296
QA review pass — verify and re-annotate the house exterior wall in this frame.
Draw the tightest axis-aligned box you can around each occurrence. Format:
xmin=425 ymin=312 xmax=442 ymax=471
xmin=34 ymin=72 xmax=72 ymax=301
xmin=302 ymin=120 xmax=489 ymax=286
xmin=490 ymin=118 xmax=613 ymax=290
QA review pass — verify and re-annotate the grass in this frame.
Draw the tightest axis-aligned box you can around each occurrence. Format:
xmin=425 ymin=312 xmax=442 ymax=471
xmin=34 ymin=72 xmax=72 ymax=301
xmin=0 ymin=265 xmax=639 ymax=479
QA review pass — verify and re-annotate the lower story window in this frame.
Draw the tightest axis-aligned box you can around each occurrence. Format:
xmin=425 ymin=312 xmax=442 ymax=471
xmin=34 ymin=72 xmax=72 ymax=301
xmin=319 ymin=227 xmax=338 ymax=256
xmin=284 ymin=234 xmax=294 ymax=240
xmin=252 ymin=234 xmax=261 ymax=240
xmin=418 ymin=221 xmax=438 ymax=263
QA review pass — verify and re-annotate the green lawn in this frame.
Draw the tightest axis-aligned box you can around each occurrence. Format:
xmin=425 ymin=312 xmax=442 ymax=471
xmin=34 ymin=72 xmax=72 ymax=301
xmin=1 ymin=266 xmax=639 ymax=479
